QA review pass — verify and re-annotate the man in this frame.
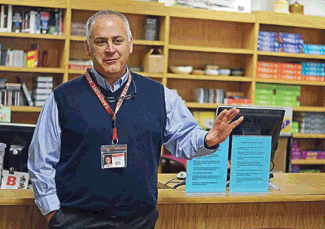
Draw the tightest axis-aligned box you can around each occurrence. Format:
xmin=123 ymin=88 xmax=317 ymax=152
xmin=28 ymin=10 xmax=243 ymax=229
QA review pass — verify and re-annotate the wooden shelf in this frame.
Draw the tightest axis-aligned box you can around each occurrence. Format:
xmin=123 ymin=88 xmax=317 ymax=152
xmin=185 ymin=102 xmax=249 ymax=109
xmin=70 ymin=36 xmax=165 ymax=46
xmin=291 ymin=159 xmax=325 ymax=165
xmin=9 ymin=106 xmax=42 ymax=112
xmin=257 ymin=51 xmax=325 ymax=60
xmin=169 ymin=45 xmax=254 ymax=54
xmin=293 ymin=106 xmax=325 ymax=112
xmin=185 ymin=102 xmax=219 ymax=109
xmin=68 ymin=69 xmax=163 ymax=79
xmin=167 ymin=74 xmax=252 ymax=82
xmin=0 ymin=66 xmax=65 ymax=73
xmin=70 ymin=0 xmax=166 ymax=16
xmin=0 ymin=0 xmax=67 ymax=8
xmin=293 ymin=133 xmax=325 ymax=139
xmin=0 ymin=32 xmax=66 ymax=40
xmin=255 ymin=78 xmax=325 ymax=86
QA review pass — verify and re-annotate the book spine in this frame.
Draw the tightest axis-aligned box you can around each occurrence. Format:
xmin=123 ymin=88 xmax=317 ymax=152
xmin=54 ymin=9 xmax=59 ymax=35
xmin=21 ymin=82 xmax=34 ymax=106
xmin=35 ymin=11 xmax=40 ymax=34
xmin=58 ymin=9 xmax=63 ymax=35
xmin=0 ymin=5 xmax=5 ymax=29
xmin=30 ymin=11 xmax=36 ymax=34
xmin=7 ymin=5 xmax=12 ymax=33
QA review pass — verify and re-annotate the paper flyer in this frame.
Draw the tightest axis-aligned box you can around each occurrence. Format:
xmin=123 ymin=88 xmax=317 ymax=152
xmin=1 ymin=170 xmax=29 ymax=189
xmin=229 ymin=135 xmax=271 ymax=194
xmin=186 ymin=137 xmax=229 ymax=193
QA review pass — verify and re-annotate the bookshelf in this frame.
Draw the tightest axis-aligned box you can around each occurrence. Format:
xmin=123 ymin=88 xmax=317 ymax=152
xmin=1 ymin=1 xmax=325 ymax=171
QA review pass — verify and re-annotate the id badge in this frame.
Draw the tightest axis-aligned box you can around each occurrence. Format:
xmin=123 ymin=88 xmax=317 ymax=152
xmin=101 ymin=144 xmax=127 ymax=169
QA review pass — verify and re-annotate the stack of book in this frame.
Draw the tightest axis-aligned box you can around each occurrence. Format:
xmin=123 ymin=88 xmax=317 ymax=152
xmin=193 ymin=88 xmax=225 ymax=104
xmin=0 ymin=79 xmax=22 ymax=106
xmin=32 ymin=76 xmax=53 ymax=107
xmin=0 ymin=4 xmax=63 ymax=35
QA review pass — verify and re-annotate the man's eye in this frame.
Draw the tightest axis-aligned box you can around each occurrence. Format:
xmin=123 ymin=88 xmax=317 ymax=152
xmin=96 ymin=40 xmax=106 ymax=45
xmin=114 ymin=39 xmax=123 ymax=44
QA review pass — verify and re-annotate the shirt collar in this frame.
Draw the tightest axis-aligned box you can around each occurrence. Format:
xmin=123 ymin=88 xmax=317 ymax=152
xmin=91 ymin=67 xmax=129 ymax=93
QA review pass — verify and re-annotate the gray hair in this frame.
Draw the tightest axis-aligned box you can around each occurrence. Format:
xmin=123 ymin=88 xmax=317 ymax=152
xmin=86 ymin=10 xmax=132 ymax=46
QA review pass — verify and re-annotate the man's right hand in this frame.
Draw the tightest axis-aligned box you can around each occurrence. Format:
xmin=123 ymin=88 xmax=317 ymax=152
xmin=45 ymin=210 xmax=58 ymax=223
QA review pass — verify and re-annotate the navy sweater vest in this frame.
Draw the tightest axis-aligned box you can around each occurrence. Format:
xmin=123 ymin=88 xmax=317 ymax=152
xmin=53 ymin=72 xmax=166 ymax=217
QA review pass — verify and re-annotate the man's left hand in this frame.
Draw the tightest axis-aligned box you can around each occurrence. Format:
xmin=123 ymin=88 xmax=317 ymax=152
xmin=205 ymin=107 xmax=244 ymax=147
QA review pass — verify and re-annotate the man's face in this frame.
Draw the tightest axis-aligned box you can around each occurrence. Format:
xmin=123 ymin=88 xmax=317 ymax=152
xmin=85 ymin=15 xmax=133 ymax=80
xmin=105 ymin=156 xmax=111 ymax=164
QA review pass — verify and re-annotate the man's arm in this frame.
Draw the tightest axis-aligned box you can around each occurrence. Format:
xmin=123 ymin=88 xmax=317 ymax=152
xmin=163 ymin=87 xmax=243 ymax=159
xmin=27 ymin=93 xmax=61 ymax=220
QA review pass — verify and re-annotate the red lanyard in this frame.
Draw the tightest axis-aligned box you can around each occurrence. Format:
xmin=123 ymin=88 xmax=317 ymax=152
xmin=85 ymin=69 xmax=132 ymax=145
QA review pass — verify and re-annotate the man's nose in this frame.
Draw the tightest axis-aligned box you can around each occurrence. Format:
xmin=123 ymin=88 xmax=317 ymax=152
xmin=105 ymin=42 xmax=116 ymax=53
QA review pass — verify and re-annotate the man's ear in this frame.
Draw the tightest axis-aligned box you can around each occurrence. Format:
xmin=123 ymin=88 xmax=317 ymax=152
xmin=129 ymin=37 xmax=133 ymax=54
xmin=84 ymin=41 xmax=91 ymax=56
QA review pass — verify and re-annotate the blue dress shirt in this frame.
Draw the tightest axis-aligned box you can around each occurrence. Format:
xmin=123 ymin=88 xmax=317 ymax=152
xmin=28 ymin=67 xmax=216 ymax=215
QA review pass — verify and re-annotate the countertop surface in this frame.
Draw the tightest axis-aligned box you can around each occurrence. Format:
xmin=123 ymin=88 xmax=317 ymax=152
xmin=157 ymin=173 xmax=325 ymax=204
xmin=1 ymin=173 xmax=325 ymax=205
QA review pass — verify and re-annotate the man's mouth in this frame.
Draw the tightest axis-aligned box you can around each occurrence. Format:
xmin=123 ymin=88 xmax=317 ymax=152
xmin=104 ymin=58 xmax=118 ymax=63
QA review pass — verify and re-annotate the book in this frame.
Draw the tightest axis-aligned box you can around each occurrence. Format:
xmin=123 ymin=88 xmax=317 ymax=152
xmin=54 ymin=9 xmax=59 ymax=35
xmin=29 ymin=11 xmax=37 ymax=34
xmin=0 ymin=5 xmax=6 ymax=30
xmin=7 ymin=5 xmax=12 ymax=33
xmin=48 ymin=10 xmax=56 ymax=35
xmin=40 ymin=11 xmax=50 ymax=34
xmin=17 ymin=76 xmax=34 ymax=106
xmin=26 ymin=45 xmax=39 ymax=68
xmin=23 ymin=11 xmax=30 ymax=33
xmin=58 ymin=9 xmax=63 ymax=35
xmin=0 ymin=51 xmax=6 ymax=66
xmin=0 ymin=78 xmax=6 ymax=106
xmin=35 ymin=76 xmax=53 ymax=82
xmin=12 ymin=10 xmax=22 ymax=33
xmin=143 ymin=16 xmax=159 ymax=41
xmin=35 ymin=11 xmax=41 ymax=34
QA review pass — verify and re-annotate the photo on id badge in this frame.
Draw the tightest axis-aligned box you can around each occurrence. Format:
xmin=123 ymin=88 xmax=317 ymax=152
xmin=101 ymin=145 xmax=127 ymax=169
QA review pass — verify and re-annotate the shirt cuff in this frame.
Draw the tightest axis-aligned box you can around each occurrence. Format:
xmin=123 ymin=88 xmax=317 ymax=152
xmin=196 ymin=130 xmax=219 ymax=156
xmin=204 ymin=133 xmax=219 ymax=149
xmin=34 ymin=193 xmax=60 ymax=216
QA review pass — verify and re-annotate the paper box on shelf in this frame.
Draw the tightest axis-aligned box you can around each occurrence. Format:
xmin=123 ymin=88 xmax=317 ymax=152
xmin=143 ymin=48 xmax=163 ymax=73
xmin=0 ymin=107 xmax=11 ymax=123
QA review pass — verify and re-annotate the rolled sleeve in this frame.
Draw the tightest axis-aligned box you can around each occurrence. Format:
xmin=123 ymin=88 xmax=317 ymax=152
xmin=163 ymin=87 xmax=217 ymax=160
xmin=27 ymin=93 xmax=61 ymax=215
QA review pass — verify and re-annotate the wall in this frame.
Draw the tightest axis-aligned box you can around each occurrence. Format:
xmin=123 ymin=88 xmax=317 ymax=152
xmin=157 ymin=0 xmax=325 ymax=17
xmin=252 ymin=0 xmax=325 ymax=17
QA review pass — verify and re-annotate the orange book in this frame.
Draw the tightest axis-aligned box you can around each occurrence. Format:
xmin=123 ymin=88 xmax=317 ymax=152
xmin=26 ymin=45 xmax=39 ymax=68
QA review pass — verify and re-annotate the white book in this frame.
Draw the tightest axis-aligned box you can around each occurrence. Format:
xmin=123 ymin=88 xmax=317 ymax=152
xmin=18 ymin=50 xmax=24 ymax=67
xmin=35 ymin=82 xmax=53 ymax=88
xmin=0 ymin=5 xmax=5 ymax=29
xmin=14 ymin=90 xmax=20 ymax=106
xmin=33 ymin=88 xmax=52 ymax=94
xmin=12 ymin=50 xmax=18 ymax=67
xmin=36 ymin=76 xmax=53 ymax=82
xmin=30 ymin=11 xmax=37 ymax=34
xmin=34 ymin=100 xmax=46 ymax=107
xmin=5 ymin=49 xmax=10 ymax=66
xmin=7 ymin=5 xmax=12 ymax=33
xmin=32 ymin=94 xmax=49 ymax=100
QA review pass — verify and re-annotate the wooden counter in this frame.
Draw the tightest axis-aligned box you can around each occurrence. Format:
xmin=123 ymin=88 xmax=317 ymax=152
xmin=156 ymin=173 xmax=325 ymax=229
xmin=0 ymin=173 xmax=324 ymax=229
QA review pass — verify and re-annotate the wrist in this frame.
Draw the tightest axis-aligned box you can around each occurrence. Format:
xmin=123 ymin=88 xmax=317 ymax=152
xmin=204 ymin=134 xmax=219 ymax=149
